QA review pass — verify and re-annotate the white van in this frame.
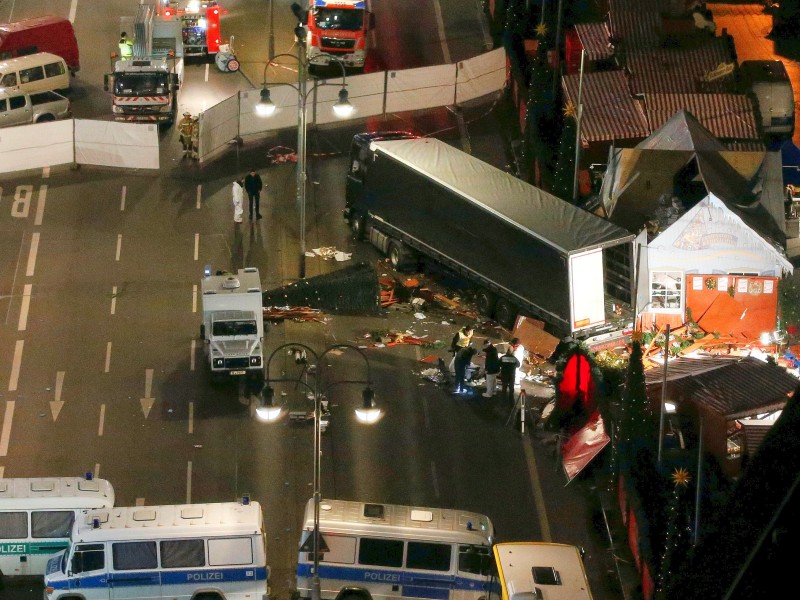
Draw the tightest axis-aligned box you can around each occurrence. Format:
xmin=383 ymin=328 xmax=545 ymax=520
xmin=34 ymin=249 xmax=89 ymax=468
xmin=44 ymin=501 xmax=269 ymax=600
xmin=0 ymin=52 xmax=70 ymax=94
xmin=0 ymin=476 xmax=115 ymax=580
xmin=739 ymin=59 xmax=796 ymax=136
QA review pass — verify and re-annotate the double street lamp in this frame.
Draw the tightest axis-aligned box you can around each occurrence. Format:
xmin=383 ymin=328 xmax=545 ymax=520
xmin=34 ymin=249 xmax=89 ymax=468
xmin=255 ymin=342 xmax=381 ymax=600
xmin=256 ymin=24 xmax=354 ymax=279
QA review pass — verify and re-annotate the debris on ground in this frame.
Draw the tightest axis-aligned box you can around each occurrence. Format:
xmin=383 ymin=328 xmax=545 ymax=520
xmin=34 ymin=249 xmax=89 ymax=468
xmin=263 ymin=306 xmax=325 ymax=322
xmin=312 ymin=247 xmax=352 ymax=261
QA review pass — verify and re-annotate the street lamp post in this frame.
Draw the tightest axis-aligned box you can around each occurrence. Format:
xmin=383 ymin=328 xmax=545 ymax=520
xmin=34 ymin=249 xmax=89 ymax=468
xmin=256 ymin=342 xmax=381 ymax=600
xmin=256 ymin=31 xmax=354 ymax=279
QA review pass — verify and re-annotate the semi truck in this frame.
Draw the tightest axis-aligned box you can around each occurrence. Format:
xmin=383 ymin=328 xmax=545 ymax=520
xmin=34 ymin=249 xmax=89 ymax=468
xmin=296 ymin=0 xmax=374 ymax=70
xmin=344 ymin=133 xmax=636 ymax=342
xmin=200 ymin=267 xmax=264 ymax=381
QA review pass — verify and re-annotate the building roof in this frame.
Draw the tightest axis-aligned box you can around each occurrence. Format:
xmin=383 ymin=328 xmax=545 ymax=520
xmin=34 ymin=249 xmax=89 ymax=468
xmin=574 ymin=22 xmax=613 ymax=62
xmin=645 ymin=355 xmax=798 ymax=419
xmin=562 ymin=71 xmax=650 ymax=144
xmin=643 ymin=93 xmax=759 ymax=142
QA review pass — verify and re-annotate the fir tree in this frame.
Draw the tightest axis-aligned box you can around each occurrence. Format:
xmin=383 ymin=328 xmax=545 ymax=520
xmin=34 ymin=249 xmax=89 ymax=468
xmin=618 ymin=338 xmax=658 ymax=465
xmin=552 ymin=101 xmax=577 ymax=201
xmin=656 ymin=468 xmax=694 ymax=598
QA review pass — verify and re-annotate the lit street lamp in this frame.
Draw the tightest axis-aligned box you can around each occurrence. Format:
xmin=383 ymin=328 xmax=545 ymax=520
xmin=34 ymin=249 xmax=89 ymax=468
xmin=255 ymin=342 xmax=381 ymax=600
xmin=256 ymin=25 xmax=354 ymax=279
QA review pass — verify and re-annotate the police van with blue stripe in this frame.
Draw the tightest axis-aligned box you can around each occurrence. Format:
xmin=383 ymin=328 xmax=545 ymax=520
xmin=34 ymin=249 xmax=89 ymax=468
xmin=44 ymin=500 xmax=269 ymax=600
xmin=297 ymin=498 xmax=495 ymax=600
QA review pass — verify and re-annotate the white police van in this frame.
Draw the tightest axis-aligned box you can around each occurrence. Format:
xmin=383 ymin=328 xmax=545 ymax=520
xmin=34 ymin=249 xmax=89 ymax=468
xmin=44 ymin=500 xmax=269 ymax=600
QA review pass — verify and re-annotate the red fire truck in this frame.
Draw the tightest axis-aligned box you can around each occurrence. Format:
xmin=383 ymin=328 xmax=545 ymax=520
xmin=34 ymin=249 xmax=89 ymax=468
xmin=159 ymin=0 xmax=225 ymax=57
xmin=302 ymin=0 xmax=374 ymax=70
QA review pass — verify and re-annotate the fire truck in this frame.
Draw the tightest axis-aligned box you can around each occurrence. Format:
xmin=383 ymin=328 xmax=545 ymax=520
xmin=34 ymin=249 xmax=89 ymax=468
xmin=158 ymin=0 xmax=224 ymax=57
xmin=301 ymin=0 xmax=374 ymax=70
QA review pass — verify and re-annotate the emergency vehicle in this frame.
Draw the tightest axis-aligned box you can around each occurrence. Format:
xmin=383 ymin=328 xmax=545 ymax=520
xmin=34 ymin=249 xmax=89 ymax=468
xmin=158 ymin=0 xmax=224 ymax=57
xmin=104 ymin=56 xmax=182 ymax=127
xmin=303 ymin=0 xmax=374 ymax=70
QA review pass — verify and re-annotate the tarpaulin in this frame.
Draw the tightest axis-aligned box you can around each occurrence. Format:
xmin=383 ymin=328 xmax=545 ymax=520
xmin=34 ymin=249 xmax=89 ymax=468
xmin=74 ymin=120 xmax=159 ymax=169
xmin=455 ymin=48 xmax=506 ymax=104
xmin=199 ymin=92 xmax=239 ymax=163
xmin=562 ymin=411 xmax=610 ymax=483
xmin=386 ymin=64 xmax=456 ymax=114
xmin=0 ymin=120 xmax=73 ymax=173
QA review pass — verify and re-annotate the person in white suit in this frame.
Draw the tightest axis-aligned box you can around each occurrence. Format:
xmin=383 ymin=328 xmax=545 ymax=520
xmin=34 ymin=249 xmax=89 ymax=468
xmin=232 ymin=178 xmax=244 ymax=223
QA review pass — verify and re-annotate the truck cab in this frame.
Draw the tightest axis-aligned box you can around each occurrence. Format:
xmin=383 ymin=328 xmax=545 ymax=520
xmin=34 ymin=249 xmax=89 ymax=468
xmin=303 ymin=0 xmax=374 ymax=70
xmin=104 ymin=56 xmax=182 ymax=126
xmin=200 ymin=267 xmax=264 ymax=382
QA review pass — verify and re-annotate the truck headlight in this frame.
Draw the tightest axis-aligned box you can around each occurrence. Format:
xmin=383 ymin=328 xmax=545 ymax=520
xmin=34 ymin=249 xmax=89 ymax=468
xmin=250 ymin=356 xmax=262 ymax=366
xmin=213 ymin=358 xmax=224 ymax=368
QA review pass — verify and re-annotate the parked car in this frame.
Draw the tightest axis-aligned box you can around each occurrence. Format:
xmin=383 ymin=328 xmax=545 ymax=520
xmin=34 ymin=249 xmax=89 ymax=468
xmin=0 ymin=88 xmax=70 ymax=127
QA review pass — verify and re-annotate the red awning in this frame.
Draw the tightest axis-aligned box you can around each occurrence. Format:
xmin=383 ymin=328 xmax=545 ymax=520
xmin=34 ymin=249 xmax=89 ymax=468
xmin=644 ymin=93 xmax=759 ymax=141
xmin=561 ymin=411 xmax=610 ymax=483
xmin=562 ymin=71 xmax=649 ymax=144
xmin=574 ymin=22 xmax=613 ymax=62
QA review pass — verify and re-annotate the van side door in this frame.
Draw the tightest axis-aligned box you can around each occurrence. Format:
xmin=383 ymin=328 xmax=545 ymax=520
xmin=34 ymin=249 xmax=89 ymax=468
xmin=29 ymin=510 xmax=75 ymax=575
xmin=108 ymin=540 xmax=161 ymax=600
xmin=70 ymin=543 xmax=109 ymax=598
xmin=5 ymin=94 xmax=31 ymax=126
xmin=0 ymin=510 xmax=31 ymax=576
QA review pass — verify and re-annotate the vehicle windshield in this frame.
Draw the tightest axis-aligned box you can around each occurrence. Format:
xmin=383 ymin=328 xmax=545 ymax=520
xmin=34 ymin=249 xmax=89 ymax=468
xmin=61 ymin=543 xmax=70 ymax=573
xmin=114 ymin=73 xmax=169 ymax=96
xmin=212 ymin=320 xmax=258 ymax=336
xmin=313 ymin=8 xmax=364 ymax=30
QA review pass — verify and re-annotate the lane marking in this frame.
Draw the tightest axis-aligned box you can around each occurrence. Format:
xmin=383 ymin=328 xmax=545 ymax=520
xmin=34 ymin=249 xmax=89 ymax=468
xmin=26 ymin=232 xmax=40 ymax=277
xmin=0 ymin=466 xmax=5 ymax=478
xmin=204 ymin=62 xmax=209 ymax=83
xmin=430 ymin=461 xmax=440 ymax=498
xmin=94 ymin=463 xmax=100 ymax=478
xmin=35 ymin=185 xmax=46 ymax=226
xmin=42 ymin=166 xmax=50 ymax=179
xmin=192 ymin=284 xmax=198 ymax=313
xmin=104 ymin=342 xmax=112 ymax=373
xmin=68 ymin=0 xmax=78 ymax=23
xmin=136 ymin=497 xmax=145 ymax=506
xmin=0 ymin=401 xmax=15 ymax=456
xmin=98 ymin=404 xmax=106 ymax=436
xmin=50 ymin=370 xmax=65 ymax=421
xmin=115 ymin=234 xmax=123 ymax=261
xmin=433 ymin=0 xmax=451 ymax=65
xmin=18 ymin=283 xmax=32 ymax=331
xmin=110 ymin=286 xmax=117 ymax=315
xmin=190 ymin=339 xmax=196 ymax=371
xmin=8 ymin=340 xmax=23 ymax=391
xmin=189 ymin=401 xmax=194 ymax=434
xmin=194 ymin=233 xmax=199 ymax=260
xmin=196 ymin=185 xmax=202 ymax=209
xmin=120 ymin=186 xmax=127 ymax=211
xmin=140 ymin=369 xmax=155 ymax=419
xmin=186 ymin=461 xmax=193 ymax=503
xmin=523 ymin=436 xmax=551 ymax=541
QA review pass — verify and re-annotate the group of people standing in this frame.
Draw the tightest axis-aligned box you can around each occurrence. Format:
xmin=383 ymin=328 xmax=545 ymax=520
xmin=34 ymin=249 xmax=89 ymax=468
xmin=231 ymin=170 xmax=265 ymax=223
xmin=449 ymin=325 xmax=525 ymax=406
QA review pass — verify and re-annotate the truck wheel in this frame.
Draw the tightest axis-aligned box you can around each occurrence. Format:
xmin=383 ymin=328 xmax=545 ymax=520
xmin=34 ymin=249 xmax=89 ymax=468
xmin=350 ymin=215 xmax=366 ymax=240
xmin=494 ymin=299 xmax=518 ymax=330
xmin=389 ymin=241 xmax=416 ymax=272
xmin=36 ymin=114 xmax=55 ymax=122
xmin=475 ymin=289 xmax=497 ymax=317
xmin=199 ymin=324 xmax=206 ymax=340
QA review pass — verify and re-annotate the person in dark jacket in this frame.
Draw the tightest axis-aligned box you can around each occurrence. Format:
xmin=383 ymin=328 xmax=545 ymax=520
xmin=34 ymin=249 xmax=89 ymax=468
xmin=453 ymin=345 xmax=477 ymax=395
xmin=244 ymin=169 xmax=264 ymax=220
xmin=498 ymin=347 xmax=520 ymax=405
xmin=482 ymin=339 xmax=500 ymax=398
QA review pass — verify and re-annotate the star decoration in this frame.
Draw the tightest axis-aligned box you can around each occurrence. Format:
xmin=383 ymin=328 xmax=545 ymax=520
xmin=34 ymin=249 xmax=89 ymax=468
xmin=563 ymin=101 xmax=577 ymax=119
xmin=671 ymin=467 xmax=691 ymax=487
xmin=535 ymin=22 xmax=548 ymax=37
xmin=631 ymin=331 xmax=643 ymax=343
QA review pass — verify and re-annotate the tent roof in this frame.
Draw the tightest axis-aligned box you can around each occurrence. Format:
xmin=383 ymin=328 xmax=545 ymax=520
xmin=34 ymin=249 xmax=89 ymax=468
xmin=372 ymin=138 xmax=635 ymax=254
xmin=636 ymin=109 xmax=726 ymax=152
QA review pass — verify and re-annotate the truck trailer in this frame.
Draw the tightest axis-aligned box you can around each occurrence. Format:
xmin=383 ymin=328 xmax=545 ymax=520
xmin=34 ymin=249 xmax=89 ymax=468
xmin=344 ymin=133 xmax=636 ymax=341
xmin=200 ymin=267 xmax=264 ymax=381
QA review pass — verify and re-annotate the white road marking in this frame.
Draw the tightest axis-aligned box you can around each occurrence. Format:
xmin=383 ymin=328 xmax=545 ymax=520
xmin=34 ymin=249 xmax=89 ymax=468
xmin=0 ymin=466 xmax=5 ymax=478
xmin=196 ymin=185 xmax=202 ymax=209
xmin=8 ymin=340 xmax=23 ymax=391
xmin=94 ymin=463 xmax=100 ymax=478
xmin=194 ymin=233 xmax=199 ymax=260
xmin=26 ymin=232 xmax=40 ymax=277
xmin=98 ymin=404 xmax=106 ymax=436
xmin=68 ymin=0 xmax=78 ymax=23
xmin=18 ymin=283 xmax=31 ymax=331
xmin=140 ymin=369 xmax=155 ymax=419
xmin=120 ymin=186 xmax=127 ymax=211
xmin=50 ymin=371 xmax=65 ymax=421
xmin=136 ymin=497 xmax=145 ymax=506
xmin=35 ymin=185 xmax=46 ymax=226
xmin=42 ymin=166 xmax=50 ymax=179
xmin=192 ymin=284 xmax=198 ymax=313
xmin=0 ymin=402 xmax=15 ymax=456
xmin=104 ymin=342 xmax=112 ymax=373
xmin=430 ymin=461 xmax=440 ymax=498
xmin=186 ymin=461 xmax=193 ymax=503
xmin=433 ymin=0 xmax=451 ymax=65
xmin=204 ymin=62 xmax=209 ymax=82
xmin=115 ymin=234 xmax=123 ymax=261
xmin=189 ymin=401 xmax=194 ymax=434
xmin=110 ymin=286 xmax=117 ymax=315
xmin=190 ymin=339 xmax=196 ymax=371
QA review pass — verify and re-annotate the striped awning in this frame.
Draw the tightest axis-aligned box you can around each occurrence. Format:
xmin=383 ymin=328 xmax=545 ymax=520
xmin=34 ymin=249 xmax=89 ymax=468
xmin=562 ymin=71 xmax=650 ymax=143
xmin=608 ymin=0 xmax=695 ymax=46
xmin=574 ymin=22 xmax=613 ymax=62
xmin=644 ymin=93 xmax=760 ymax=141
xmin=626 ymin=38 xmax=737 ymax=94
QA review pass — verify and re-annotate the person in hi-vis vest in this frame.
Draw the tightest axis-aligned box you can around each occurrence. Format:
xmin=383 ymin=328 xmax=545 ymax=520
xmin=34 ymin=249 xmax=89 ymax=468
xmin=118 ymin=32 xmax=133 ymax=59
